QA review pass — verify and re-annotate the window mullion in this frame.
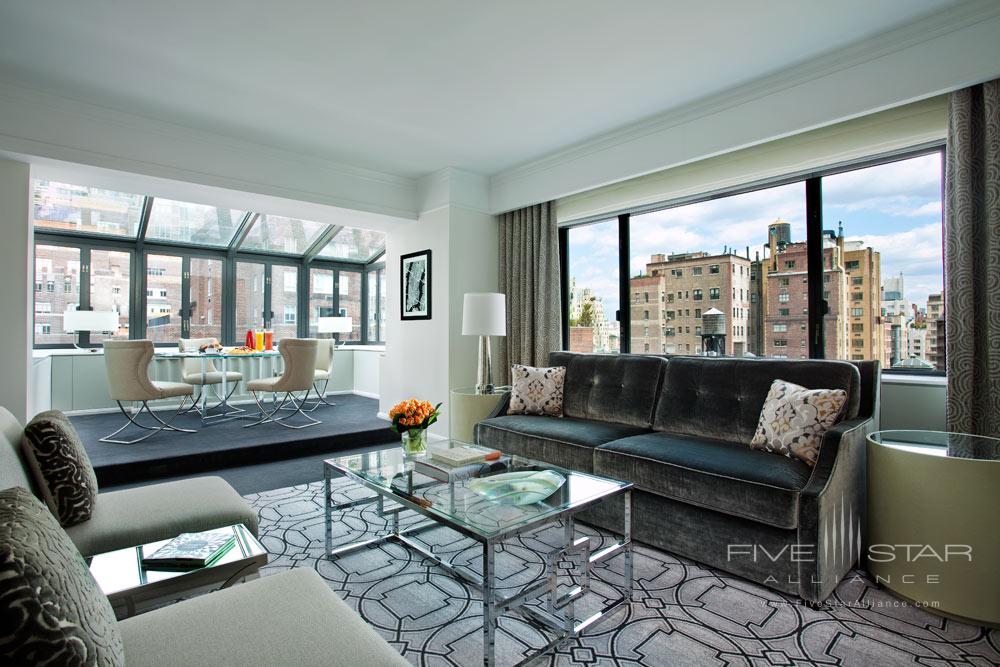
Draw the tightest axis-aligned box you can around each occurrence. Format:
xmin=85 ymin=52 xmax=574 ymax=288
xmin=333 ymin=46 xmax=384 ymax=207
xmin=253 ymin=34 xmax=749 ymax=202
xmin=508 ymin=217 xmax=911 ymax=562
xmin=617 ymin=214 xmax=631 ymax=354
xmin=805 ymin=178 xmax=825 ymax=359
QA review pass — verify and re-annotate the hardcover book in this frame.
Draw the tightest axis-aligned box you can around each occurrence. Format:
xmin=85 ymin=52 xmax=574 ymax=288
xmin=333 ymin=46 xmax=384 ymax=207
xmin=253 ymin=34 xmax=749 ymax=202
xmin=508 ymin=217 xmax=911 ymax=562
xmin=142 ymin=529 xmax=237 ymax=569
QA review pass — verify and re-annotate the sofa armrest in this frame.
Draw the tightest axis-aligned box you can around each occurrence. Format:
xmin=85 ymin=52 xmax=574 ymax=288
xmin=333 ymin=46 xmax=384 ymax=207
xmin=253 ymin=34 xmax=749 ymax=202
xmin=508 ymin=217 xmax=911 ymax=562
xmin=484 ymin=391 xmax=511 ymax=420
xmin=796 ymin=415 xmax=874 ymax=601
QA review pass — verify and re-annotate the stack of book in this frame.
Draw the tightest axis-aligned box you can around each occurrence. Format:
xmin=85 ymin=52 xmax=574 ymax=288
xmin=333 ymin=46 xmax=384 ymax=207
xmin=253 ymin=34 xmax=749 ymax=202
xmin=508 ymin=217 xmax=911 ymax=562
xmin=141 ymin=530 xmax=237 ymax=570
xmin=416 ymin=445 xmax=508 ymax=482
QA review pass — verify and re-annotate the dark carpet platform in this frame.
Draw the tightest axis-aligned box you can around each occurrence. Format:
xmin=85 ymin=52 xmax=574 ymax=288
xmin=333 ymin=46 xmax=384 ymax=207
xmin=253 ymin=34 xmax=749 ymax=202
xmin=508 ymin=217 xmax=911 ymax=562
xmin=71 ymin=394 xmax=397 ymax=487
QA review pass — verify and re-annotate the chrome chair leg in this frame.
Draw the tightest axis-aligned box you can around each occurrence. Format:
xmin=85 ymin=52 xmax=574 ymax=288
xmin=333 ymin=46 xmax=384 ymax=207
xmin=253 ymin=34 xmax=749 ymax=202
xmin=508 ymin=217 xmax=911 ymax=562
xmin=244 ymin=388 xmax=321 ymax=429
xmin=285 ymin=379 xmax=333 ymax=413
xmin=99 ymin=397 xmax=197 ymax=445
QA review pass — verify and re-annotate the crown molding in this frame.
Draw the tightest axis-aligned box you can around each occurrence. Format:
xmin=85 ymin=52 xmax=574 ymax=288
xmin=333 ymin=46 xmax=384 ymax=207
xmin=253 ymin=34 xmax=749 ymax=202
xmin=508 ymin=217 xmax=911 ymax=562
xmin=0 ymin=75 xmax=420 ymax=219
xmin=417 ymin=167 xmax=490 ymax=215
xmin=489 ymin=0 xmax=1000 ymax=213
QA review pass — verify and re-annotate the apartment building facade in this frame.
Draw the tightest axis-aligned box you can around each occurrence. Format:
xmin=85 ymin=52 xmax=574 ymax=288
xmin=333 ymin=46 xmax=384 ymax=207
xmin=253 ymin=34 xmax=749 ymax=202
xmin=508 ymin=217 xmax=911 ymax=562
xmin=630 ymin=251 xmax=751 ymax=355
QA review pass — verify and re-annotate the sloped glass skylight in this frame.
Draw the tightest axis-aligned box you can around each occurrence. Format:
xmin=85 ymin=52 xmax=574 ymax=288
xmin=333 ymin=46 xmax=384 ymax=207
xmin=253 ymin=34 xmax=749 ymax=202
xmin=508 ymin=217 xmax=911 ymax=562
xmin=146 ymin=199 xmax=246 ymax=247
xmin=239 ymin=214 xmax=329 ymax=255
xmin=33 ymin=180 xmax=143 ymax=238
xmin=318 ymin=226 xmax=385 ymax=261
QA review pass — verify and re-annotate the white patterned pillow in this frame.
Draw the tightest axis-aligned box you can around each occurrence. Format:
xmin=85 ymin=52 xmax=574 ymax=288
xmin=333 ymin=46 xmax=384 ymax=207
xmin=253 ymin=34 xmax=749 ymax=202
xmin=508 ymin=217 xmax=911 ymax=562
xmin=21 ymin=411 xmax=99 ymax=527
xmin=0 ymin=487 xmax=125 ymax=665
xmin=750 ymin=379 xmax=848 ymax=467
xmin=507 ymin=365 xmax=566 ymax=417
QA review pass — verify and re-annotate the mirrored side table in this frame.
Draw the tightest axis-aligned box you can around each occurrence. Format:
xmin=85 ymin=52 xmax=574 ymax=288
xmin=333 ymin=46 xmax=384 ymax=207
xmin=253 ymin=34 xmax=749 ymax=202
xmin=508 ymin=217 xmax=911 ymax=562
xmin=867 ymin=430 xmax=1000 ymax=627
xmin=449 ymin=386 xmax=510 ymax=443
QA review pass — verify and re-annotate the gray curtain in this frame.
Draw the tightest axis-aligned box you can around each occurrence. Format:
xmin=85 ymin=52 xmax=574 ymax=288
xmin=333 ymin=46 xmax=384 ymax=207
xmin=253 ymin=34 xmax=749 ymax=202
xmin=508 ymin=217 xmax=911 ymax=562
xmin=945 ymin=78 xmax=1000 ymax=436
xmin=497 ymin=201 xmax=560 ymax=383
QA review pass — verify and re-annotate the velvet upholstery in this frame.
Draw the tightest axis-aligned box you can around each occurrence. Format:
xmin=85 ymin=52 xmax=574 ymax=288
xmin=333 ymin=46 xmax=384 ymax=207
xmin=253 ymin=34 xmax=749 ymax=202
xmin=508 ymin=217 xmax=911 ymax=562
xmin=594 ymin=433 xmax=811 ymax=528
xmin=549 ymin=352 xmax=666 ymax=428
xmin=475 ymin=354 xmax=880 ymax=603
xmin=476 ymin=415 xmax=649 ymax=474
xmin=653 ymin=357 xmax=860 ymax=444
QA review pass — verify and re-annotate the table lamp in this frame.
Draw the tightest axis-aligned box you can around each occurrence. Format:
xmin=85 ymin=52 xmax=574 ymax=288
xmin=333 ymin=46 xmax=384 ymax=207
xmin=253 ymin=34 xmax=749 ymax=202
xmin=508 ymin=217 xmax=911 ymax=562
xmin=317 ymin=316 xmax=353 ymax=347
xmin=462 ymin=293 xmax=506 ymax=394
xmin=63 ymin=309 xmax=120 ymax=351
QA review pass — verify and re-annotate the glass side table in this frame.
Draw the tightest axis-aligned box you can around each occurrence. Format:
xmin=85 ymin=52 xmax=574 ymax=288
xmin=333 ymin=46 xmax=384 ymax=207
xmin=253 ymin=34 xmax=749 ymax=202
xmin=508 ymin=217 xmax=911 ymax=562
xmin=867 ymin=430 xmax=1000 ymax=627
xmin=89 ymin=523 xmax=267 ymax=619
xmin=449 ymin=386 xmax=510 ymax=443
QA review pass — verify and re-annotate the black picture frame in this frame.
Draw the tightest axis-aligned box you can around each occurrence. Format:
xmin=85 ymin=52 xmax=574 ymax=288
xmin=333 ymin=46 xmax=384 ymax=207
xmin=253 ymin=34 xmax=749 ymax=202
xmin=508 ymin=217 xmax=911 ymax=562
xmin=400 ymin=249 xmax=432 ymax=320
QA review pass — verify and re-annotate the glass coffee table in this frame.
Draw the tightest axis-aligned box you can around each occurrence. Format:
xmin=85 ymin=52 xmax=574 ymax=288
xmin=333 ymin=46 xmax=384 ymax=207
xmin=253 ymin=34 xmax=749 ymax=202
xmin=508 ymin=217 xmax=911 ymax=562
xmin=324 ymin=441 xmax=633 ymax=667
xmin=89 ymin=524 xmax=267 ymax=619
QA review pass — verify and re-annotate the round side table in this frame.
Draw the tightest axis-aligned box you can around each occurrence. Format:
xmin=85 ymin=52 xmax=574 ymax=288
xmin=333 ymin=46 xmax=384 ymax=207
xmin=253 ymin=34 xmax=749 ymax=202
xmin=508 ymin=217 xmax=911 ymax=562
xmin=449 ymin=387 xmax=509 ymax=444
xmin=867 ymin=430 xmax=1000 ymax=626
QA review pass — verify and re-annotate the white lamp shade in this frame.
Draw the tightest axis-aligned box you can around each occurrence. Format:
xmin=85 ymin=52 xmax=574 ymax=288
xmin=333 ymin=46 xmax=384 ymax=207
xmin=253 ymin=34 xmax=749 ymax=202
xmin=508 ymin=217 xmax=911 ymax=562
xmin=462 ymin=293 xmax=506 ymax=336
xmin=317 ymin=316 xmax=353 ymax=334
xmin=63 ymin=309 xmax=120 ymax=333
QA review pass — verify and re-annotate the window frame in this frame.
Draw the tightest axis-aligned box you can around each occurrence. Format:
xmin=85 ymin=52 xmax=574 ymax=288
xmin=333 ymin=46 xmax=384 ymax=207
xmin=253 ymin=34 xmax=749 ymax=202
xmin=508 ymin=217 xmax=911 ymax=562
xmin=32 ymin=195 xmax=387 ymax=349
xmin=558 ymin=143 xmax=946 ymax=376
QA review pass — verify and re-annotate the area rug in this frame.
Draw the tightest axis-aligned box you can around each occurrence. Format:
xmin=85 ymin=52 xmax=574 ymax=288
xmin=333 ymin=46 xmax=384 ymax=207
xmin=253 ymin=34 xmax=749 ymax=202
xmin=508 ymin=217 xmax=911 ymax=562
xmin=246 ymin=481 xmax=1000 ymax=666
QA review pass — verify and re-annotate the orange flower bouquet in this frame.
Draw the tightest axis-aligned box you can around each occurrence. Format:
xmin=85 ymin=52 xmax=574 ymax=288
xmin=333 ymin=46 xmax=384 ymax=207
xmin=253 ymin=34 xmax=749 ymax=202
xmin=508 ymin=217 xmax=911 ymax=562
xmin=388 ymin=399 xmax=441 ymax=454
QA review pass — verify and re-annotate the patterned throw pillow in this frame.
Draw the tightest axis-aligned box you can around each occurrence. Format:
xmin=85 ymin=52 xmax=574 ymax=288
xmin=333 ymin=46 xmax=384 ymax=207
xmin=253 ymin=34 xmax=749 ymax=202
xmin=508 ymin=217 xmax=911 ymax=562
xmin=21 ymin=411 xmax=99 ymax=527
xmin=507 ymin=365 xmax=567 ymax=417
xmin=0 ymin=487 xmax=125 ymax=665
xmin=750 ymin=379 xmax=848 ymax=467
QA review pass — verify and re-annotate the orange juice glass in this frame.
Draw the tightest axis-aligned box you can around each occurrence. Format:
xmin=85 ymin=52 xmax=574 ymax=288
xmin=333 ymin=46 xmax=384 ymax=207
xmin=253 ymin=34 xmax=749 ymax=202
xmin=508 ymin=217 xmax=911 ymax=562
xmin=264 ymin=330 xmax=273 ymax=350
xmin=255 ymin=331 xmax=265 ymax=351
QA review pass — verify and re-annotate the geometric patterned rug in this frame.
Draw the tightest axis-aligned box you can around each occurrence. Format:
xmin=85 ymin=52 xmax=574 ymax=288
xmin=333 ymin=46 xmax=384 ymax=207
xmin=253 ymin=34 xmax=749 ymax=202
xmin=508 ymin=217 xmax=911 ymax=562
xmin=246 ymin=481 xmax=1000 ymax=666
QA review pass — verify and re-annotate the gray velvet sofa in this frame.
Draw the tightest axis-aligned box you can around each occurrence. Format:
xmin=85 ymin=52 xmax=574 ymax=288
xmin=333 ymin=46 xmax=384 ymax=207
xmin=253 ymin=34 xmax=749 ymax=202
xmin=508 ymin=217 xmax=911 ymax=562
xmin=475 ymin=352 xmax=880 ymax=603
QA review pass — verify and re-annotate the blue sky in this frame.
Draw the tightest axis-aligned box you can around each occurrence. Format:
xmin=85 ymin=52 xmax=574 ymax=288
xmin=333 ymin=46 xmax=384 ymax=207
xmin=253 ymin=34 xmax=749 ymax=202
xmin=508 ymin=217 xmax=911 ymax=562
xmin=568 ymin=152 xmax=943 ymax=314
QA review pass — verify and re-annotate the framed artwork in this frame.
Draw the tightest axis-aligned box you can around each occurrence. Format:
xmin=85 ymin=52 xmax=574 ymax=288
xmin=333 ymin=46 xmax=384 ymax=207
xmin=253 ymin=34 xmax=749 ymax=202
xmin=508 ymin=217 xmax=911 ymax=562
xmin=400 ymin=249 xmax=432 ymax=320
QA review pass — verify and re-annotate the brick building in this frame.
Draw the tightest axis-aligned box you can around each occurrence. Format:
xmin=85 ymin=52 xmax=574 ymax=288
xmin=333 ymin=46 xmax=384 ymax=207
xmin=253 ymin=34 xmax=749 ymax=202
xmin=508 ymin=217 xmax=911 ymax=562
xmin=629 ymin=251 xmax=751 ymax=355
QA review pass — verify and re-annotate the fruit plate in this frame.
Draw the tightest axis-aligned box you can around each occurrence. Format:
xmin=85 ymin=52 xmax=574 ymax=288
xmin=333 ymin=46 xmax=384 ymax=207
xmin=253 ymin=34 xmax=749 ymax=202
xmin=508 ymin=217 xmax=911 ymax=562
xmin=468 ymin=470 xmax=566 ymax=506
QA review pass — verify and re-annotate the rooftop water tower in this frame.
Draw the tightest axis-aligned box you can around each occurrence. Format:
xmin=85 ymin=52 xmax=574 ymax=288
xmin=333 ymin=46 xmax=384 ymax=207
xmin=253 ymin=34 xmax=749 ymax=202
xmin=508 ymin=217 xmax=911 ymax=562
xmin=700 ymin=307 xmax=727 ymax=356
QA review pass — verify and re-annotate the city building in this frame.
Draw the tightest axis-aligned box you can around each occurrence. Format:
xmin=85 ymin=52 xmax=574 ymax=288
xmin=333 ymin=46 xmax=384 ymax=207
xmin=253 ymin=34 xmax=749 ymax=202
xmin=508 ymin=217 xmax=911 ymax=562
xmin=926 ymin=293 xmax=946 ymax=371
xmin=629 ymin=251 xmax=751 ymax=356
xmin=568 ymin=278 xmax=619 ymax=353
xmin=843 ymin=240 xmax=884 ymax=363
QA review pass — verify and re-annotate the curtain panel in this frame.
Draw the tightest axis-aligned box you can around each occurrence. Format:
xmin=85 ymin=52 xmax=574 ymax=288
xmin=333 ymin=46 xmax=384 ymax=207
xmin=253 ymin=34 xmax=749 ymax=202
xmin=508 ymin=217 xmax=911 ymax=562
xmin=945 ymin=78 xmax=1000 ymax=436
xmin=497 ymin=202 xmax=560 ymax=384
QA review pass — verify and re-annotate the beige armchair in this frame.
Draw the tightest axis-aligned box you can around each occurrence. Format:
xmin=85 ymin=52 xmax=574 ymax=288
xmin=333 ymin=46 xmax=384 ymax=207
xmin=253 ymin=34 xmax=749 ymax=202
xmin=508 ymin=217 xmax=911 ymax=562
xmin=102 ymin=339 xmax=196 ymax=444
xmin=296 ymin=338 xmax=336 ymax=412
xmin=245 ymin=338 xmax=320 ymax=429
xmin=178 ymin=337 xmax=244 ymax=417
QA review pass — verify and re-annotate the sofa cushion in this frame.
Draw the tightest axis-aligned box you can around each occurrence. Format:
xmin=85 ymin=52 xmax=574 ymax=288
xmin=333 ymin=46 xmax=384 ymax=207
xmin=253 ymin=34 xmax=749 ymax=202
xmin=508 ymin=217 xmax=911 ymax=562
xmin=653 ymin=357 xmax=860 ymax=445
xmin=0 ymin=487 xmax=124 ymax=665
xmin=22 ymin=410 xmax=99 ymax=527
xmin=476 ymin=415 xmax=651 ymax=474
xmin=119 ymin=568 xmax=407 ymax=666
xmin=594 ymin=432 xmax=812 ymax=528
xmin=508 ymin=364 xmax=566 ymax=416
xmin=750 ymin=379 xmax=848 ymax=466
xmin=0 ymin=407 xmax=35 ymax=495
xmin=65 ymin=476 xmax=259 ymax=558
xmin=550 ymin=352 xmax=666 ymax=428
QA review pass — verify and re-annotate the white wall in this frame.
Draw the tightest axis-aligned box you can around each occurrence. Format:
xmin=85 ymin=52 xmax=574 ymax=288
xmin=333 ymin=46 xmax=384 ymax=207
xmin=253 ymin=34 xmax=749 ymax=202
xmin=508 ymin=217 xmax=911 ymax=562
xmin=352 ymin=349 xmax=382 ymax=398
xmin=880 ymin=378 xmax=947 ymax=432
xmin=0 ymin=158 xmax=31 ymax=422
xmin=379 ymin=170 xmax=498 ymax=437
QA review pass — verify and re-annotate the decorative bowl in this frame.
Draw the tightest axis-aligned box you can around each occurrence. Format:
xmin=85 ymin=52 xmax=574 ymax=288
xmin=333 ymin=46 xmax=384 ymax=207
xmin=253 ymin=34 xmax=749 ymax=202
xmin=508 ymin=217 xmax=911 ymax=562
xmin=468 ymin=470 xmax=566 ymax=506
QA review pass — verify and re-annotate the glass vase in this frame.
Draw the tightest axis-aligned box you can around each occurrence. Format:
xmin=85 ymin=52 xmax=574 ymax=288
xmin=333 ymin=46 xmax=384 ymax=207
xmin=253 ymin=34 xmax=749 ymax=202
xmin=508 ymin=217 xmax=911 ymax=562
xmin=402 ymin=428 xmax=428 ymax=455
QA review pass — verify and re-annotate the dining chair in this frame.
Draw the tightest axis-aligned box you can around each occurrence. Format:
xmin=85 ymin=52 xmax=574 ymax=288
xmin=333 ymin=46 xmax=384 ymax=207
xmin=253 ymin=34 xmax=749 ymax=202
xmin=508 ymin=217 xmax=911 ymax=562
xmin=244 ymin=338 xmax=321 ymax=429
xmin=294 ymin=338 xmax=336 ymax=412
xmin=177 ymin=337 xmax=244 ymax=417
xmin=101 ymin=339 xmax=197 ymax=444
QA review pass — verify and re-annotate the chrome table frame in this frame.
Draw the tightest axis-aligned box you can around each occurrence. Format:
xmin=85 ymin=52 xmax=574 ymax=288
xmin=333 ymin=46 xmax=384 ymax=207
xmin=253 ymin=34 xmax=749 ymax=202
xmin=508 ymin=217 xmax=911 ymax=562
xmin=154 ymin=351 xmax=282 ymax=423
xmin=323 ymin=460 xmax=633 ymax=667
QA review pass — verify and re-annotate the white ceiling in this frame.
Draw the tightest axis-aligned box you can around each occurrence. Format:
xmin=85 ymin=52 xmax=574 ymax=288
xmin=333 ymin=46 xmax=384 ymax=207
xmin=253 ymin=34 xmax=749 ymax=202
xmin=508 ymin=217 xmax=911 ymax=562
xmin=0 ymin=0 xmax=965 ymax=180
